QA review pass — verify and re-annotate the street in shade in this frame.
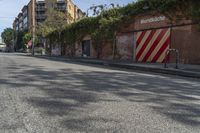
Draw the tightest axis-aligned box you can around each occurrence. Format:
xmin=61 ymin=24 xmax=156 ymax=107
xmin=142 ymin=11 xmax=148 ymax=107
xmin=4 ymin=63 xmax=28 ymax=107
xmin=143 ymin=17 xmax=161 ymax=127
xmin=0 ymin=53 xmax=199 ymax=132
xmin=1 ymin=0 xmax=200 ymax=132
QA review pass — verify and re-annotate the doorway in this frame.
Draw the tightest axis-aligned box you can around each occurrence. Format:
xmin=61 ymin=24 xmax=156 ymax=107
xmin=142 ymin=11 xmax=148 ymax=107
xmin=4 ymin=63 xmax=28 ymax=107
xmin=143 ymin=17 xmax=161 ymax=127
xmin=82 ymin=40 xmax=91 ymax=57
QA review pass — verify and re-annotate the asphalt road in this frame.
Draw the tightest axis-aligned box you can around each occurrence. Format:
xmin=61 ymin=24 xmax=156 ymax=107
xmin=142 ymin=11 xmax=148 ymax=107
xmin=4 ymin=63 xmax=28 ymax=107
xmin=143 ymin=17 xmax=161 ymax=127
xmin=0 ymin=53 xmax=200 ymax=133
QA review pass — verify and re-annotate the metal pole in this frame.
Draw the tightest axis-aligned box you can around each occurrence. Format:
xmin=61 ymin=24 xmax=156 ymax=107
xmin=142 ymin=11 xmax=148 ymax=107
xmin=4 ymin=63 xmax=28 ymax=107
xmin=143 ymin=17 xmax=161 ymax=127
xmin=32 ymin=0 xmax=35 ymax=56
xmin=12 ymin=30 xmax=15 ymax=52
xmin=133 ymin=34 xmax=136 ymax=62
xmin=59 ymin=32 xmax=61 ymax=56
xmin=112 ymin=32 xmax=116 ymax=60
xmin=175 ymin=50 xmax=179 ymax=69
xmin=164 ymin=50 xmax=168 ymax=68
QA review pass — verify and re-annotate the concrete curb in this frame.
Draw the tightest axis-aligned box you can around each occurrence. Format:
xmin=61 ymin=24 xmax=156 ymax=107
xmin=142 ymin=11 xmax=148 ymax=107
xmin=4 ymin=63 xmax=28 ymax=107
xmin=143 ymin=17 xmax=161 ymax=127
xmin=35 ymin=55 xmax=200 ymax=79
xmin=109 ymin=63 xmax=200 ymax=79
xmin=75 ymin=59 xmax=200 ymax=79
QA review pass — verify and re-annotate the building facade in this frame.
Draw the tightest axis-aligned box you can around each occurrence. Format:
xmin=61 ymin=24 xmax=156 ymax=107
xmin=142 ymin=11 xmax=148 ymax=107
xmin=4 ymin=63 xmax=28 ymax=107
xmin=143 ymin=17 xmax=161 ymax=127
xmin=116 ymin=13 xmax=200 ymax=64
xmin=72 ymin=13 xmax=200 ymax=65
xmin=13 ymin=6 xmax=29 ymax=33
xmin=13 ymin=0 xmax=85 ymax=47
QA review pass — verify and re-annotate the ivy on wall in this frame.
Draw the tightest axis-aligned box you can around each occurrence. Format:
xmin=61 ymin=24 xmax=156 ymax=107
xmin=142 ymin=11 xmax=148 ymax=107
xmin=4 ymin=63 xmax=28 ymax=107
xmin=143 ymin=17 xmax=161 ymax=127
xmin=42 ymin=0 xmax=200 ymax=56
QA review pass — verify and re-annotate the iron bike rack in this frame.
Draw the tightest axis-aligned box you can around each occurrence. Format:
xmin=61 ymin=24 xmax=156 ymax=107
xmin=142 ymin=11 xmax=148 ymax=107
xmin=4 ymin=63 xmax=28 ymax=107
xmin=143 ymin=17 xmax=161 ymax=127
xmin=164 ymin=49 xmax=179 ymax=69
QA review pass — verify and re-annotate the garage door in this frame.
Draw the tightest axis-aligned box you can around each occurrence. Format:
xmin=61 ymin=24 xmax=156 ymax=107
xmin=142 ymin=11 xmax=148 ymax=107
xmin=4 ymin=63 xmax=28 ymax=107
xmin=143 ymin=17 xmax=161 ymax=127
xmin=136 ymin=28 xmax=170 ymax=63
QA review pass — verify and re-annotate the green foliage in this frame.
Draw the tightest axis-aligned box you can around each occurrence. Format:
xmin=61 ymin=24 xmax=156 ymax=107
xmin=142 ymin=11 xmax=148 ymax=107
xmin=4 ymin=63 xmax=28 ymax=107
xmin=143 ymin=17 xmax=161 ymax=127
xmin=119 ymin=0 xmax=196 ymax=20
xmin=37 ymin=9 xmax=69 ymax=41
xmin=61 ymin=16 xmax=99 ymax=44
xmin=1 ymin=28 xmax=14 ymax=46
xmin=16 ymin=31 xmax=26 ymax=50
xmin=23 ymin=33 xmax=32 ymax=44
xmin=190 ymin=1 xmax=200 ymax=29
xmin=22 ymin=32 xmax=39 ymax=48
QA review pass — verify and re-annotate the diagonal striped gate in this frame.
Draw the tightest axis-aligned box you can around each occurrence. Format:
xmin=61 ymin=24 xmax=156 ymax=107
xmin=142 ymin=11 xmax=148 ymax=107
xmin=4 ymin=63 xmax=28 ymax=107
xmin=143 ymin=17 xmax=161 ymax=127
xmin=136 ymin=28 xmax=170 ymax=63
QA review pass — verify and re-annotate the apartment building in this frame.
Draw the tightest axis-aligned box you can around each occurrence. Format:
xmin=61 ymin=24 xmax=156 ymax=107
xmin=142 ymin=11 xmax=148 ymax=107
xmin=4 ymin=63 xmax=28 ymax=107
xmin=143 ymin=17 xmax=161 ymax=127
xmin=35 ymin=0 xmax=46 ymax=24
xmin=18 ymin=13 xmax=23 ymax=31
xmin=13 ymin=0 xmax=85 ymax=33
xmin=13 ymin=18 xmax=19 ymax=32
xmin=13 ymin=0 xmax=85 ymax=51
xmin=13 ymin=6 xmax=29 ymax=32
xmin=22 ymin=6 xmax=29 ymax=30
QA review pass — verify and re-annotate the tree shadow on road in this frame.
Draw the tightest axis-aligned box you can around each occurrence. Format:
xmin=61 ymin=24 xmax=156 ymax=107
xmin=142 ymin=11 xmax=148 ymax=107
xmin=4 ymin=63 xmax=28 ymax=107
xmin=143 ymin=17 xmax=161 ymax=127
xmin=1 ymin=58 xmax=200 ymax=131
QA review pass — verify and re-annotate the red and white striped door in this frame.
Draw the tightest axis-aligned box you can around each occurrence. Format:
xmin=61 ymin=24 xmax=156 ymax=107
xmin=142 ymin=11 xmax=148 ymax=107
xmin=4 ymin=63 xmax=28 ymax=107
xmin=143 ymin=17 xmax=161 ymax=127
xmin=136 ymin=28 xmax=170 ymax=63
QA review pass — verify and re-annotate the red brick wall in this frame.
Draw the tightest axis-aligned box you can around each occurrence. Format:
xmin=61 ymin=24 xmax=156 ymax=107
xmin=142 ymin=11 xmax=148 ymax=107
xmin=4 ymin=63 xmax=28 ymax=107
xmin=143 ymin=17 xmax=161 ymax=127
xmin=72 ymin=13 xmax=200 ymax=64
xmin=119 ymin=13 xmax=199 ymax=64
xmin=171 ymin=25 xmax=200 ymax=64
xmin=100 ymin=41 xmax=113 ymax=59
xmin=115 ymin=33 xmax=134 ymax=60
xmin=124 ymin=13 xmax=192 ymax=32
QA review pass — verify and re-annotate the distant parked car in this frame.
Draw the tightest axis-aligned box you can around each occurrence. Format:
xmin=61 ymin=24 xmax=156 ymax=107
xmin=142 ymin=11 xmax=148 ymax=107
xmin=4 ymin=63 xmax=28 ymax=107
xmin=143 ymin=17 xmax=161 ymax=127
xmin=0 ymin=44 xmax=6 ymax=52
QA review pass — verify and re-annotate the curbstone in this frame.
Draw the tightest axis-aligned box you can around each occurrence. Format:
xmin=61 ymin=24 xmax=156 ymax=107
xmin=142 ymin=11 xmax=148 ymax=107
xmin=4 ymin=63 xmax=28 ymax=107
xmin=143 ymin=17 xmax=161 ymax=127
xmin=35 ymin=55 xmax=200 ymax=79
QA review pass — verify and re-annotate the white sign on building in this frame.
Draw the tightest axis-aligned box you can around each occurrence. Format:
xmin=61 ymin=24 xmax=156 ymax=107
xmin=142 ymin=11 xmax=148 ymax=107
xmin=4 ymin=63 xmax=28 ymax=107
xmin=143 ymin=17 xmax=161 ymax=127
xmin=140 ymin=16 xmax=166 ymax=24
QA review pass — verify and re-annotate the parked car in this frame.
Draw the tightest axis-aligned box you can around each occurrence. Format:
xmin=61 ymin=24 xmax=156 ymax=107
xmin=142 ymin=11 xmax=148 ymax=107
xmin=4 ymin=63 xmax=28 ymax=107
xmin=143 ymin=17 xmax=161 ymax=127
xmin=0 ymin=44 xmax=6 ymax=52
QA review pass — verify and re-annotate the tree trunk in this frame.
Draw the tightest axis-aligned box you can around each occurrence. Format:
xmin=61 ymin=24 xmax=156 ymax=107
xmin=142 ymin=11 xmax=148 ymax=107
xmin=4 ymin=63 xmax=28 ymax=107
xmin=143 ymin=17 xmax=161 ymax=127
xmin=112 ymin=37 xmax=117 ymax=60
xmin=49 ymin=39 xmax=52 ymax=56
xmin=72 ymin=43 xmax=76 ymax=57
xmin=97 ymin=41 xmax=103 ymax=59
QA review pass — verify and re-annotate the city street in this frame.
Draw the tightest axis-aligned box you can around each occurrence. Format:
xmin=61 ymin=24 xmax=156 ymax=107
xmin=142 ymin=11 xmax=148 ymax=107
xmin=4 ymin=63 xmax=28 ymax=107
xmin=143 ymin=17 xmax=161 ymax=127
xmin=0 ymin=53 xmax=200 ymax=133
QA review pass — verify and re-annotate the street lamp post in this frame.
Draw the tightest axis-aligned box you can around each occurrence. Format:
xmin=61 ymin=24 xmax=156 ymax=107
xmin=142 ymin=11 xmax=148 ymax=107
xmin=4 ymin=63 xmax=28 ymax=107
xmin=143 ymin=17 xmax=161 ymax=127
xmin=32 ymin=0 xmax=36 ymax=56
xmin=12 ymin=30 xmax=15 ymax=52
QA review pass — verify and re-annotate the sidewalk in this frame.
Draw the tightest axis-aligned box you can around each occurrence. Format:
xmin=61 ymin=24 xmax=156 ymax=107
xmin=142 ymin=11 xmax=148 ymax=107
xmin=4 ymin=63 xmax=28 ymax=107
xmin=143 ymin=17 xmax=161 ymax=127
xmin=35 ymin=55 xmax=200 ymax=79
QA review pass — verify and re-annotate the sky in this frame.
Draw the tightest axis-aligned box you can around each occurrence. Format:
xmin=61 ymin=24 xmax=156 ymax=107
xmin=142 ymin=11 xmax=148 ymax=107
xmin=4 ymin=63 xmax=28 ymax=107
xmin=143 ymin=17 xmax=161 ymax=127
xmin=0 ymin=0 xmax=134 ymax=42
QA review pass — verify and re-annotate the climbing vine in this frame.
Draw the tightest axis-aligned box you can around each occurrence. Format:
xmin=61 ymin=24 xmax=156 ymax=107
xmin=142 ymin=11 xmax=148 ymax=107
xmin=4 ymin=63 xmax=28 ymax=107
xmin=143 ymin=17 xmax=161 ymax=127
xmin=43 ymin=0 xmax=200 ymax=56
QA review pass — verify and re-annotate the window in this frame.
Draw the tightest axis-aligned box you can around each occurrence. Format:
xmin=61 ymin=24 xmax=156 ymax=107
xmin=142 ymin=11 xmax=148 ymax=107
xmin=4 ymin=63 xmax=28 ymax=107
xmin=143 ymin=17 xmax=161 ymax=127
xmin=24 ymin=17 xmax=28 ymax=24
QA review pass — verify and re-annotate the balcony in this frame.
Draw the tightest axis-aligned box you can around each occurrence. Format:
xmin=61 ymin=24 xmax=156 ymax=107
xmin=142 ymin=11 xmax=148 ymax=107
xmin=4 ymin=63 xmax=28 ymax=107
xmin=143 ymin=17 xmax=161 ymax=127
xmin=36 ymin=19 xmax=45 ymax=24
xmin=56 ymin=1 xmax=66 ymax=11
xmin=36 ymin=14 xmax=46 ymax=20
xmin=57 ymin=0 xmax=65 ymax=4
xmin=36 ymin=0 xmax=45 ymax=4
xmin=57 ymin=6 xmax=66 ymax=11
xmin=36 ymin=6 xmax=46 ymax=11
xmin=19 ymin=18 xmax=23 ymax=23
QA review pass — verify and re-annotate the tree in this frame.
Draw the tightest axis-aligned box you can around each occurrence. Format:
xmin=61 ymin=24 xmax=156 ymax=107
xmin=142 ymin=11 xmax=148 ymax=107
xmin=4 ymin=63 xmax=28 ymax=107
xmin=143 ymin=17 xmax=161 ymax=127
xmin=15 ymin=31 xmax=27 ymax=50
xmin=37 ymin=8 xmax=69 ymax=55
xmin=1 ymin=28 xmax=14 ymax=49
xmin=23 ymin=33 xmax=32 ymax=44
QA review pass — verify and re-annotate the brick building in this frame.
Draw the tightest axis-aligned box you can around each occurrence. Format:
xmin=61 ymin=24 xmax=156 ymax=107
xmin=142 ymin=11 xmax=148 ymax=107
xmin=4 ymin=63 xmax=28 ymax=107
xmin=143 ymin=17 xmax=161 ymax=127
xmin=74 ymin=13 xmax=200 ymax=65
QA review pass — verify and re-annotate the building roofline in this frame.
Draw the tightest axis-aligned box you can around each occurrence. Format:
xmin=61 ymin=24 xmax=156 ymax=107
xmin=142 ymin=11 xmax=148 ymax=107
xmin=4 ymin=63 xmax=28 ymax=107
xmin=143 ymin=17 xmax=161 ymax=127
xmin=22 ymin=5 xmax=28 ymax=12
xmin=17 ymin=13 xmax=23 ymax=18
